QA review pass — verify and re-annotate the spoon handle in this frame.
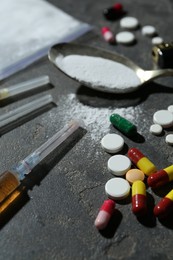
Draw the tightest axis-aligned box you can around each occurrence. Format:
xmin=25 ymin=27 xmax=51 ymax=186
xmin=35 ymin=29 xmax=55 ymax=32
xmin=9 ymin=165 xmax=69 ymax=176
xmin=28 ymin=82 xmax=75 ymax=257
xmin=143 ymin=69 xmax=173 ymax=82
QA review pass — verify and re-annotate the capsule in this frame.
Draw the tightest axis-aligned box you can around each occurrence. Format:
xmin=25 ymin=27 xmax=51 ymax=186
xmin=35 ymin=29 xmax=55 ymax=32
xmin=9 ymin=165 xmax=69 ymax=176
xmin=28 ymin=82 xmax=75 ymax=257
xmin=154 ymin=189 xmax=173 ymax=218
xmin=101 ymin=27 xmax=115 ymax=44
xmin=103 ymin=3 xmax=124 ymax=21
xmin=110 ymin=113 xmax=137 ymax=137
xmin=132 ymin=180 xmax=147 ymax=216
xmin=147 ymin=165 xmax=173 ymax=188
xmin=94 ymin=199 xmax=115 ymax=230
xmin=128 ymin=148 xmax=157 ymax=176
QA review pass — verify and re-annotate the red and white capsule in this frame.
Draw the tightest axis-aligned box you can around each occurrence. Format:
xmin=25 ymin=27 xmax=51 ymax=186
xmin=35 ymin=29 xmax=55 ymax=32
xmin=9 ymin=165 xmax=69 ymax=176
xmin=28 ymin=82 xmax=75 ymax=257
xmin=94 ymin=199 xmax=115 ymax=230
xmin=101 ymin=27 xmax=115 ymax=44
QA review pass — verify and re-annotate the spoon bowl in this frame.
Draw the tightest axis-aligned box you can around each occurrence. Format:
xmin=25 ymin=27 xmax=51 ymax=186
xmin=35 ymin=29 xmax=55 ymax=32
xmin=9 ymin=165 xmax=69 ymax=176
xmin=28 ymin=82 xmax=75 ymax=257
xmin=48 ymin=43 xmax=173 ymax=93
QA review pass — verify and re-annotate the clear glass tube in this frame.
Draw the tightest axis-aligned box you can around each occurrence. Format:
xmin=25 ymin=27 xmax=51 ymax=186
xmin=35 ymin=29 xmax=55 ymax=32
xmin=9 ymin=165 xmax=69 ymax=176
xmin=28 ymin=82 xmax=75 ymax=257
xmin=0 ymin=94 xmax=53 ymax=129
xmin=0 ymin=75 xmax=50 ymax=100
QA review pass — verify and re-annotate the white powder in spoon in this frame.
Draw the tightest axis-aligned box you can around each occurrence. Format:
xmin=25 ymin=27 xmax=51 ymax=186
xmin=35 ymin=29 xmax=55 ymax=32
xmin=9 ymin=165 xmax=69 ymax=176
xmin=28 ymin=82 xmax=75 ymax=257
xmin=55 ymin=54 xmax=141 ymax=93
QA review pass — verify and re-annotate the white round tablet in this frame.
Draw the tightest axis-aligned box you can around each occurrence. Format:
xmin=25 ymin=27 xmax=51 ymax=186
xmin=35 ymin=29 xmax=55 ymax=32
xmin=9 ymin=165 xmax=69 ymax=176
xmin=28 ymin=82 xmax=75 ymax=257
xmin=142 ymin=25 xmax=156 ymax=37
xmin=153 ymin=110 xmax=173 ymax=128
xmin=149 ymin=124 xmax=163 ymax=135
xmin=101 ymin=133 xmax=124 ymax=153
xmin=105 ymin=177 xmax=130 ymax=200
xmin=152 ymin=36 xmax=164 ymax=45
xmin=120 ymin=17 xmax=139 ymax=30
xmin=116 ymin=31 xmax=135 ymax=45
xmin=165 ymin=134 xmax=173 ymax=146
xmin=107 ymin=154 xmax=131 ymax=176
xmin=168 ymin=105 xmax=173 ymax=113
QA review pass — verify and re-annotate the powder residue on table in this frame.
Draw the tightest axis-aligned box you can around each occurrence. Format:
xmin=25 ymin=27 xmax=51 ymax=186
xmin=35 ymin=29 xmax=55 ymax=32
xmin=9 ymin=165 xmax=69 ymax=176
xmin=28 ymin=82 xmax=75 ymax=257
xmin=55 ymin=54 xmax=141 ymax=93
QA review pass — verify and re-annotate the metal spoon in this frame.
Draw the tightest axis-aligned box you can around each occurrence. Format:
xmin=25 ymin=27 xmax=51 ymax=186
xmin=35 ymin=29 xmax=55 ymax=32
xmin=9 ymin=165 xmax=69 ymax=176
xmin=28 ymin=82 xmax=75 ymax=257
xmin=48 ymin=43 xmax=173 ymax=93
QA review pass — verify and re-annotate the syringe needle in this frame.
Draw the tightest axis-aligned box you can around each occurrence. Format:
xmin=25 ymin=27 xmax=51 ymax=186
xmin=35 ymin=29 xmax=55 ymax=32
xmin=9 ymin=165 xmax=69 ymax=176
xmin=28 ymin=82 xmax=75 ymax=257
xmin=0 ymin=75 xmax=50 ymax=101
xmin=0 ymin=119 xmax=84 ymax=204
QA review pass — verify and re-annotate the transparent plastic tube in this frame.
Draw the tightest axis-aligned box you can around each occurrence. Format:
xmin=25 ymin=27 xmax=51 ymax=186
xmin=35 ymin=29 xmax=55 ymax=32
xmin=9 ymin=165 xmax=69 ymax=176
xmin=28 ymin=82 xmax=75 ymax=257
xmin=0 ymin=94 xmax=53 ymax=129
xmin=0 ymin=75 xmax=50 ymax=100
xmin=0 ymin=119 xmax=84 ymax=204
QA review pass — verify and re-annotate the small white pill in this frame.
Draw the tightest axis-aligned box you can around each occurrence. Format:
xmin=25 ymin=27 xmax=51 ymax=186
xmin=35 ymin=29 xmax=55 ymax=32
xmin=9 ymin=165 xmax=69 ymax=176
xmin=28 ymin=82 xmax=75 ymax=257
xmin=107 ymin=154 xmax=131 ymax=176
xmin=165 ymin=134 xmax=173 ymax=146
xmin=149 ymin=124 xmax=163 ymax=135
xmin=101 ymin=133 xmax=124 ymax=153
xmin=105 ymin=177 xmax=130 ymax=200
xmin=116 ymin=31 xmax=135 ymax=45
xmin=168 ymin=105 xmax=173 ymax=113
xmin=142 ymin=25 xmax=156 ymax=37
xmin=120 ymin=17 xmax=139 ymax=30
xmin=152 ymin=36 xmax=164 ymax=45
xmin=153 ymin=110 xmax=173 ymax=128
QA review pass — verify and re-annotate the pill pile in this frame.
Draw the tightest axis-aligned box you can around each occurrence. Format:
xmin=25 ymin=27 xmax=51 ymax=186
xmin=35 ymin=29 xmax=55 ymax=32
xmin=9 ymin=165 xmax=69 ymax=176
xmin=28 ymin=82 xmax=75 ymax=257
xmin=101 ymin=2 xmax=164 ymax=46
xmin=94 ymin=113 xmax=173 ymax=230
xmin=149 ymin=105 xmax=173 ymax=146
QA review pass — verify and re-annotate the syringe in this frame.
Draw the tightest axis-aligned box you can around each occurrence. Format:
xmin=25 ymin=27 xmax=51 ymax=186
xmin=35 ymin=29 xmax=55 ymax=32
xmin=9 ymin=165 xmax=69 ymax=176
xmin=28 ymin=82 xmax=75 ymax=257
xmin=0 ymin=120 xmax=84 ymax=204
xmin=0 ymin=75 xmax=50 ymax=101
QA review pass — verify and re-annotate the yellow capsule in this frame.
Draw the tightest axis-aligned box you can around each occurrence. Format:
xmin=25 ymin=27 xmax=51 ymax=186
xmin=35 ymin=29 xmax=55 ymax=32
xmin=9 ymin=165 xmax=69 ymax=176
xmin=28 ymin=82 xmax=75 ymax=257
xmin=165 ymin=165 xmax=173 ymax=181
xmin=132 ymin=180 xmax=147 ymax=215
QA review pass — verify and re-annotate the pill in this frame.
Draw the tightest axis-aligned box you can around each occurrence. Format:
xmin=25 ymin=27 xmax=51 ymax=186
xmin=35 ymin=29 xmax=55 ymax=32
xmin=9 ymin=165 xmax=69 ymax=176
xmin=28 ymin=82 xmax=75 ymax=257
xmin=132 ymin=180 xmax=147 ymax=216
xmin=94 ymin=199 xmax=115 ymax=230
xmin=147 ymin=165 xmax=173 ymax=188
xmin=168 ymin=105 xmax=173 ymax=113
xmin=149 ymin=124 xmax=163 ymax=135
xmin=154 ymin=189 xmax=173 ymax=218
xmin=152 ymin=36 xmax=164 ymax=45
xmin=110 ymin=113 xmax=137 ymax=137
xmin=153 ymin=110 xmax=173 ymax=128
xmin=107 ymin=154 xmax=131 ymax=176
xmin=116 ymin=31 xmax=136 ymax=45
xmin=126 ymin=169 xmax=145 ymax=184
xmin=120 ymin=17 xmax=139 ymax=30
xmin=141 ymin=25 xmax=157 ymax=37
xmin=103 ymin=3 xmax=124 ymax=21
xmin=128 ymin=148 xmax=157 ymax=176
xmin=166 ymin=134 xmax=173 ymax=145
xmin=105 ymin=177 xmax=130 ymax=200
xmin=101 ymin=133 xmax=124 ymax=153
xmin=101 ymin=27 xmax=115 ymax=44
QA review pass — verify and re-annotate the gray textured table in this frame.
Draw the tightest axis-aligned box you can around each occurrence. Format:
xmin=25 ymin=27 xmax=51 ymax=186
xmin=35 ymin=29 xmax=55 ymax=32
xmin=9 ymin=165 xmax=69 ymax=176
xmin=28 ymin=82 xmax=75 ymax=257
xmin=1 ymin=0 xmax=173 ymax=259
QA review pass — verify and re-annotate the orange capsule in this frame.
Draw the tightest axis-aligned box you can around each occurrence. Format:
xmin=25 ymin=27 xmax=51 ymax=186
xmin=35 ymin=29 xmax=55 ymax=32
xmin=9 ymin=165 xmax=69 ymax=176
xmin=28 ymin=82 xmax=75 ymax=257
xmin=132 ymin=180 xmax=147 ymax=216
xmin=94 ymin=199 xmax=115 ymax=230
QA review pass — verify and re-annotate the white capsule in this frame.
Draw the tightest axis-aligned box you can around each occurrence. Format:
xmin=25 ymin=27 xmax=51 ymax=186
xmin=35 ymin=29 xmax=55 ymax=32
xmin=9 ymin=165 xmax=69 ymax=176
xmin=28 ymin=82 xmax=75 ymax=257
xmin=165 ymin=134 xmax=173 ymax=146
xmin=153 ymin=110 xmax=173 ymax=128
xmin=152 ymin=36 xmax=164 ymax=45
xmin=149 ymin=124 xmax=163 ymax=135
xmin=120 ymin=17 xmax=139 ymax=30
xmin=101 ymin=133 xmax=124 ymax=153
xmin=168 ymin=105 xmax=173 ymax=113
xmin=105 ymin=178 xmax=130 ymax=200
xmin=116 ymin=31 xmax=135 ymax=45
xmin=142 ymin=25 xmax=156 ymax=37
xmin=107 ymin=154 xmax=131 ymax=176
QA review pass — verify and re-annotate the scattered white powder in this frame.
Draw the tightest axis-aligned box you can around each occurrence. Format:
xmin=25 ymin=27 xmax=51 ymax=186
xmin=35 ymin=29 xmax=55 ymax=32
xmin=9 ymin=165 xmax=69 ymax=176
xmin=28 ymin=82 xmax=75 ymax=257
xmin=43 ymin=94 xmax=142 ymax=141
xmin=55 ymin=55 xmax=141 ymax=93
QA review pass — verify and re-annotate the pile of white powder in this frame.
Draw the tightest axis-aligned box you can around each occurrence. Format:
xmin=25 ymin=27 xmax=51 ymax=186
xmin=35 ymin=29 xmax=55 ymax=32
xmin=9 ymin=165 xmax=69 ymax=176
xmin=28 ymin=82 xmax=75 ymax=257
xmin=55 ymin=54 xmax=141 ymax=93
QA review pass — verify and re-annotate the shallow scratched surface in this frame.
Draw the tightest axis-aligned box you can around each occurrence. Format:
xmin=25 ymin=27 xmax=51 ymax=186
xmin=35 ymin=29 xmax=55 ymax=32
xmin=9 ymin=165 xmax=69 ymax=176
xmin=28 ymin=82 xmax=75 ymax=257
xmin=0 ymin=0 xmax=173 ymax=259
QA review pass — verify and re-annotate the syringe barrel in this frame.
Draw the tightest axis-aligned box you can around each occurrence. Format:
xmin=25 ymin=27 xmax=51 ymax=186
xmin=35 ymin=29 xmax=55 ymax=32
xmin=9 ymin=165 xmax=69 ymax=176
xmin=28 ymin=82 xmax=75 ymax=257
xmin=13 ymin=152 xmax=40 ymax=180
xmin=0 ymin=171 xmax=20 ymax=203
